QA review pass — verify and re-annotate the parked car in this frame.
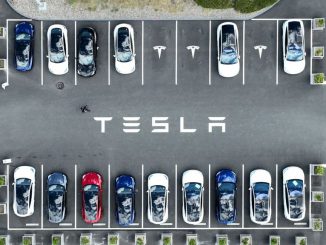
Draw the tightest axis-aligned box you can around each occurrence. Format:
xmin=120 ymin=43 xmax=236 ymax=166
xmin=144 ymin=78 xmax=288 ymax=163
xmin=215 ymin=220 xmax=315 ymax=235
xmin=47 ymin=172 xmax=67 ymax=223
xmin=81 ymin=172 xmax=102 ymax=223
xmin=113 ymin=23 xmax=135 ymax=74
xmin=115 ymin=175 xmax=135 ymax=226
xmin=217 ymin=22 xmax=240 ymax=78
xmin=249 ymin=169 xmax=272 ymax=224
xmin=77 ymin=27 xmax=97 ymax=77
xmin=47 ymin=24 xmax=69 ymax=75
xmin=282 ymin=20 xmax=306 ymax=74
xmin=13 ymin=166 xmax=35 ymax=217
xmin=182 ymin=170 xmax=204 ymax=225
xmin=283 ymin=166 xmax=305 ymax=221
xmin=216 ymin=169 xmax=237 ymax=224
xmin=14 ymin=22 xmax=34 ymax=71
xmin=147 ymin=173 xmax=169 ymax=224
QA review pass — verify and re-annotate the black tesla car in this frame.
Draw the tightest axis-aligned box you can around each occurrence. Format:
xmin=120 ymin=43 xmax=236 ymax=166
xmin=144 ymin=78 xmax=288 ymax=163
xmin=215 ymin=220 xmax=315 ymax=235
xmin=77 ymin=27 xmax=97 ymax=77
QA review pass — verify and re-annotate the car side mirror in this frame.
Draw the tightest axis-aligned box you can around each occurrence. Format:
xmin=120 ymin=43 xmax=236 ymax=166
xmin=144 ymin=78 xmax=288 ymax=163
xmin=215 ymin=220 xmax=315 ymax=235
xmin=113 ymin=55 xmax=116 ymax=58
xmin=46 ymin=55 xmax=49 ymax=58
xmin=248 ymin=187 xmax=251 ymax=191
xmin=97 ymin=47 xmax=99 ymax=50
xmin=12 ymin=182 xmax=14 ymax=186
xmin=271 ymin=187 xmax=274 ymax=191
xmin=134 ymin=54 xmax=136 ymax=57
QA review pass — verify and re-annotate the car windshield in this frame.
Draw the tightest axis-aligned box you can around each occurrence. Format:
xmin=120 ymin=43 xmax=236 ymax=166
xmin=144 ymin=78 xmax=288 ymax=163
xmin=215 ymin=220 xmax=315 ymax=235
xmin=83 ymin=184 xmax=99 ymax=221
xmin=287 ymin=22 xmax=304 ymax=61
xmin=48 ymin=184 xmax=64 ymax=222
xmin=218 ymin=182 xmax=235 ymax=222
xmin=117 ymin=27 xmax=132 ymax=62
xmin=253 ymin=182 xmax=269 ymax=222
xmin=287 ymin=179 xmax=304 ymax=219
xmin=16 ymin=33 xmax=31 ymax=67
xmin=150 ymin=185 xmax=167 ymax=222
xmin=184 ymin=183 xmax=202 ymax=222
xmin=117 ymin=187 xmax=133 ymax=225
xmin=50 ymin=28 xmax=65 ymax=63
xmin=79 ymin=38 xmax=94 ymax=66
xmin=221 ymin=25 xmax=238 ymax=65
xmin=16 ymin=178 xmax=31 ymax=215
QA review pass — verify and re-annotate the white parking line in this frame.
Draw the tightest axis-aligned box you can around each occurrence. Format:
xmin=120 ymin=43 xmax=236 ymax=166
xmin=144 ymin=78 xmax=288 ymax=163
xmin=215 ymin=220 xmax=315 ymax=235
xmin=160 ymin=223 xmax=173 ymax=226
xmin=227 ymin=223 xmax=240 ymax=226
xmin=310 ymin=20 xmax=313 ymax=84
xmin=294 ymin=222 xmax=308 ymax=226
xmin=59 ymin=223 xmax=73 ymax=227
xmin=6 ymin=19 xmax=32 ymax=22
xmin=142 ymin=21 xmax=144 ymax=86
xmin=275 ymin=164 xmax=278 ymax=228
xmin=196 ymin=223 xmax=207 ymax=226
xmin=241 ymin=164 xmax=244 ymax=228
xmin=175 ymin=164 xmax=178 ymax=228
xmin=93 ymin=223 xmax=106 ymax=226
xmin=129 ymin=223 xmax=140 ymax=226
xmin=74 ymin=21 xmax=77 ymax=86
xmin=261 ymin=223 xmax=274 ymax=226
xmin=309 ymin=164 xmax=312 ymax=229
xmin=108 ymin=21 xmax=111 ymax=86
xmin=208 ymin=164 xmax=211 ymax=228
xmin=175 ymin=21 xmax=178 ymax=86
xmin=6 ymin=164 xmax=9 ymax=229
xmin=209 ymin=21 xmax=211 ymax=86
xmin=108 ymin=164 xmax=110 ymax=228
xmin=252 ymin=18 xmax=313 ymax=21
xmin=242 ymin=21 xmax=245 ymax=86
xmin=41 ymin=164 xmax=44 ymax=228
xmin=74 ymin=164 xmax=77 ymax=228
xmin=141 ymin=164 xmax=144 ymax=228
xmin=26 ymin=223 xmax=39 ymax=227
xmin=6 ymin=19 xmax=9 ymax=87
xmin=276 ymin=20 xmax=279 ymax=85
xmin=41 ymin=21 xmax=44 ymax=86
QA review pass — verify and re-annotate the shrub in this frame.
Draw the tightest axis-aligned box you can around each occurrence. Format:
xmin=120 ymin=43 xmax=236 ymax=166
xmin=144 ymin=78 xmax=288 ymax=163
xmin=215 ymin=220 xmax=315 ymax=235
xmin=235 ymin=0 xmax=278 ymax=13
xmin=194 ymin=0 xmax=234 ymax=9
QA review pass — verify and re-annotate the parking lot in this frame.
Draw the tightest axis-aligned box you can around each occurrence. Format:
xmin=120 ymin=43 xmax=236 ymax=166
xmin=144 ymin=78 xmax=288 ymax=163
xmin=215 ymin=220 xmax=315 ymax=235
xmin=0 ymin=16 xmax=325 ymax=244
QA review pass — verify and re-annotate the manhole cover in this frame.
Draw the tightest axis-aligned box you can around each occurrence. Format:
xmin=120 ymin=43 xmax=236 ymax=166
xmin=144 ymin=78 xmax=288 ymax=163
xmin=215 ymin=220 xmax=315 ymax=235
xmin=56 ymin=82 xmax=64 ymax=90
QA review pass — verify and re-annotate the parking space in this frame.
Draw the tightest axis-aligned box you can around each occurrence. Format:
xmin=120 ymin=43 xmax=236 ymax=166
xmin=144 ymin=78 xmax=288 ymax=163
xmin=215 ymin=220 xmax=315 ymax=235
xmin=8 ymin=161 xmax=42 ymax=229
xmin=7 ymin=20 xmax=42 ymax=89
xmin=210 ymin=20 xmax=244 ymax=87
xmin=177 ymin=21 xmax=209 ymax=86
xmin=143 ymin=21 xmax=175 ymax=87
xmin=245 ymin=20 xmax=277 ymax=86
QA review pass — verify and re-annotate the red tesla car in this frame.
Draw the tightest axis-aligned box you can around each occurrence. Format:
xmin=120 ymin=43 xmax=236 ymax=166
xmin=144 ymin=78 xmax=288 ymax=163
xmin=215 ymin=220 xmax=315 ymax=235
xmin=81 ymin=172 xmax=103 ymax=223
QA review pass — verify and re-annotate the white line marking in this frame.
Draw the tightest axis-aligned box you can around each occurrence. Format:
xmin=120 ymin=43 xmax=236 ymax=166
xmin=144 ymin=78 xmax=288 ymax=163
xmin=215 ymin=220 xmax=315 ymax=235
xmin=310 ymin=20 xmax=313 ymax=84
xmin=196 ymin=223 xmax=207 ymax=226
xmin=93 ymin=223 xmax=106 ymax=226
xmin=7 ymin=164 xmax=9 ymax=229
xmin=59 ymin=223 xmax=73 ymax=226
xmin=242 ymin=21 xmax=245 ymax=86
xmin=129 ymin=223 xmax=140 ymax=226
xmin=261 ymin=223 xmax=274 ymax=226
xmin=227 ymin=223 xmax=240 ymax=226
xmin=6 ymin=19 xmax=32 ymax=22
xmin=175 ymin=21 xmax=178 ymax=86
xmin=252 ymin=18 xmax=313 ymax=21
xmin=276 ymin=20 xmax=279 ymax=85
xmin=6 ymin=19 xmax=9 ymax=87
xmin=309 ymin=164 xmax=312 ymax=229
xmin=242 ymin=164 xmax=244 ymax=228
xmin=175 ymin=164 xmax=178 ymax=228
xmin=26 ymin=223 xmax=39 ymax=227
xmin=108 ymin=21 xmax=111 ymax=86
xmin=108 ymin=164 xmax=110 ymax=228
xmin=74 ymin=21 xmax=77 ymax=86
xmin=294 ymin=222 xmax=308 ymax=226
xmin=141 ymin=21 xmax=144 ymax=86
xmin=41 ymin=21 xmax=44 ymax=86
xmin=275 ymin=164 xmax=278 ymax=228
xmin=74 ymin=164 xmax=77 ymax=228
xmin=160 ymin=223 xmax=173 ymax=226
xmin=41 ymin=164 xmax=44 ymax=228
xmin=208 ymin=164 xmax=211 ymax=228
xmin=141 ymin=164 xmax=144 ymax=228
xmin=209 ymin=20 xmax=211 ymax=86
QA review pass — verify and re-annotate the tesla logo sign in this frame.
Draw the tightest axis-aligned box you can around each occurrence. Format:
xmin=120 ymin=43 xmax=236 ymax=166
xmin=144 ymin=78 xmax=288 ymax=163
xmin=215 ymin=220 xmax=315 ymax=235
xmin=94 ymin=117 xmax=226 ymax=134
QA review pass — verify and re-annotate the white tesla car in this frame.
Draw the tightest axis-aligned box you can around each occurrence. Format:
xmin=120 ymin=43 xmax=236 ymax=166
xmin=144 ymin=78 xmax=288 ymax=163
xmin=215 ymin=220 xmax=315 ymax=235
xmin=147 ymin=173 xmax=169 ymax=224
xmin=113 ymin=24 xmax=135 ymax=74
xmin=283 ymin=20 xmax=306 ymax=74
xmin=13 ymin=166 xmax=35 ymax=217
xmin=283 ymin=166 xmax=305 ymax=221
xmin=47 ymin=24 xmax=69 ymax=75
xmin=182 ymin=170 xmax=204 ymax=225
xmin=217 ymin=22 xmax=240 ymax=78
xmin=249 ymin=169 xmax=272 ymax=224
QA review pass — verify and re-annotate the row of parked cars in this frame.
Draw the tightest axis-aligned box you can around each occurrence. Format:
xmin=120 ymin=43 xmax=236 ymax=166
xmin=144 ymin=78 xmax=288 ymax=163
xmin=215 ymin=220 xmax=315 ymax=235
xmin=12 ymin=166 xmax=305 ymax=226
xmin=14 ymin=19 xmax=306 ymax=78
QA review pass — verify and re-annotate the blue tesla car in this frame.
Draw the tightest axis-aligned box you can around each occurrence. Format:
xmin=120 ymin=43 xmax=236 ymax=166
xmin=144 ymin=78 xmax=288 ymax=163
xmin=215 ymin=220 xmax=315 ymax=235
xmin=15 ymin=22 xmax=34 ymax=71
xmin=216 ymin=169 xmax=237 ymax=224
xmin=115 ymin=175 xmax=135 ymax=226
xmin=47 ymin=172 xmax=67 ymax=223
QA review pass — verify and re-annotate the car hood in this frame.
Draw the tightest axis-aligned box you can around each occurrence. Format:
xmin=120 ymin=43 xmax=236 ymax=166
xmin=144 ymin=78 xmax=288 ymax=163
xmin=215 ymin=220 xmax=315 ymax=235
xmin=284 ymin=59 xmax=305 ymax=74
xmin=218 ymin=62 xmax=240 ymax=78
xmin=48 ymin=60 xmax=68 ymax=75
xmin=115 ymin=59 xmax=135 ymax=74
xmin=182 ymin=170 xmax=203 ymax=186
xmin=283 ymin=166 xmax=304 ymax=182
xmin=148 ymin=173 xmax=168 ymax=189
xmin=82 ymin=172 xmax=102 ymax=187
xmin=116 ymin=175 xmax=135 ymax=189
xmin=216 ymin=169 xmax=236 ymax=183
xmin=250 ymin=169 xmax=271 ymax=186
xmin=14 ymin=166 xmax=35 ymax=180
xmin=48 ymin=172 xmax=67 ymax=188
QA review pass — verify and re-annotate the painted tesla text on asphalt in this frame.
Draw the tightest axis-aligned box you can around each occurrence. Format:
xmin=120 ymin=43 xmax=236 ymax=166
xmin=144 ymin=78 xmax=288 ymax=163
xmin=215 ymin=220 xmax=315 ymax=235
xmin=153 ymin=46 xmax=166 ymax=59
xmin=93 ymin=117 xmax=226 ymax=134
xmin=254 ymin=45 xmax=267 ymax=59
xmin=186 ymin=45 xmax=200 ymax=59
